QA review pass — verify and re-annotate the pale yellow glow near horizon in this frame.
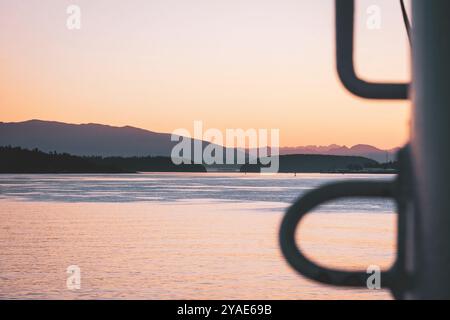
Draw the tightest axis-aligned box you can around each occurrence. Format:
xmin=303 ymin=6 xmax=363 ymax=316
xmin=0 ymin=0 xmax=411 ymax=149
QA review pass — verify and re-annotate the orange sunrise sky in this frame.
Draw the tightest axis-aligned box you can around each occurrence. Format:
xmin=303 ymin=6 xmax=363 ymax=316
xmin=0 ymin=0 xmax=411 ymax=149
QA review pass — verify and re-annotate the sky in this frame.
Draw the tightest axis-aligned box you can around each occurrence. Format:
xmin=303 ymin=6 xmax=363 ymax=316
xmin=0 ymin=0 xmax=411 ymax=149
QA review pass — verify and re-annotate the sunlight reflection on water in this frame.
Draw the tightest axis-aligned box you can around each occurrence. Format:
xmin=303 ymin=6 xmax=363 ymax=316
xmin=0 ymin=173 xmax=395 ymax=299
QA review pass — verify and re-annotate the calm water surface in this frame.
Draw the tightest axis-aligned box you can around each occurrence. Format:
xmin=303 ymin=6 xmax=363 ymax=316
xmin=0 ymin=173 xmax=396 ymax=299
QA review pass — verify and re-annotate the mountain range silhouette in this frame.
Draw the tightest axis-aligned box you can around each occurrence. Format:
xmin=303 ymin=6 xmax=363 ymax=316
xmin=0 ymin=120 xmax=398 ymax=162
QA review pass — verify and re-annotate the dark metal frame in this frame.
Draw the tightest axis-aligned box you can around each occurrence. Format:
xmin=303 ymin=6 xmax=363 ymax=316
xmin=336 ymin=0 xmax=409 ymax=100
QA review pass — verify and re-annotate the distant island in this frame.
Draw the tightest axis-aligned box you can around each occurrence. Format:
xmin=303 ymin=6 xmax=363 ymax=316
xmin=240 ymin=154 xmax=398 ymax=174
xmin=0 ymin=146 xmax=397 ymax=174
xmin=0 ymin=119 xmax=399 ymax=174
xmin=0 ymin=146 xmax=206 ymax=174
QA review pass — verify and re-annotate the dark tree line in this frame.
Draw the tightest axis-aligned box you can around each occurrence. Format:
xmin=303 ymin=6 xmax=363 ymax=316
xmin=0 ymin=146 xmax=206 ymax=173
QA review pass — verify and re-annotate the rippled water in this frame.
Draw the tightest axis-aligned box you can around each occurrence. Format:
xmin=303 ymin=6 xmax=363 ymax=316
xmin=0 ymin=173 xmax=396 ymax=299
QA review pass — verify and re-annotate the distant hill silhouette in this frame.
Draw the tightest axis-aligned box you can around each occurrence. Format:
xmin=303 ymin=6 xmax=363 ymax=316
xmin=0 ymin=120 xmax=177 ymax=157
xmin=241 ymin=154 xmax=380 ymax=173
xmin=0 ymin=120 xmax=398 ymax=162
xmin=279 ymin=144 xmax=399 ymax=163
xmin=0 ymin=147 xmax=206 ymax=173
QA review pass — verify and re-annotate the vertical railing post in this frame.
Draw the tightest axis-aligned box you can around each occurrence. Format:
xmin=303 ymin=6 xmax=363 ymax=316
xmin=410 ymin=0 xmax=450 ymax=299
